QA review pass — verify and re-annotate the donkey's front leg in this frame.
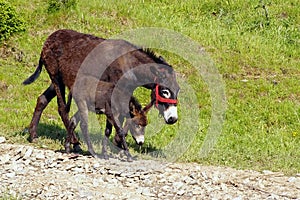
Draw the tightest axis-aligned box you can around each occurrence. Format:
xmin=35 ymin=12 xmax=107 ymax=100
xmin=114 ymin=125 xmax=132 ymax=162
xmin=112 ymin=116 xmax=126 ymax=148
xmin=116 ymin=128 xmax=133 ymax=162
xmin=107 ymin=110 xmax=132 ymax=161
xmin=69 ymin=111 xmax=82 ymax=153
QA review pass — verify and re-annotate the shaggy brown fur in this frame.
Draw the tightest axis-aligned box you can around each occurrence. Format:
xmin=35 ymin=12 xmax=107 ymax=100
xmin=68 ymin=76 xmax=149 ymax=159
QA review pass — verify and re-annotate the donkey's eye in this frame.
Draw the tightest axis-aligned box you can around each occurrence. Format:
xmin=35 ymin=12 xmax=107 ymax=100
xmin=161 ymin=89 xmax=171 ymax=98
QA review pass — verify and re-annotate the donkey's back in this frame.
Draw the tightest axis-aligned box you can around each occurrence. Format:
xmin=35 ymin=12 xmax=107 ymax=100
xmin=23 ymin=29 xmax=105 ymax=86
xmin=41 ymin=29 xmax=105 ymax=87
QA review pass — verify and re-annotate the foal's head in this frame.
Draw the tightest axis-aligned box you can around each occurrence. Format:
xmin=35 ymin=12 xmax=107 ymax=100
xmin=124 ymin=97 xmax=150 ymax=145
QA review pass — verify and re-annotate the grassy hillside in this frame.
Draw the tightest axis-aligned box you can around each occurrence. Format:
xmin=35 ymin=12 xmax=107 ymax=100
xmin=0 ymin=0 xmax=299 ymax=174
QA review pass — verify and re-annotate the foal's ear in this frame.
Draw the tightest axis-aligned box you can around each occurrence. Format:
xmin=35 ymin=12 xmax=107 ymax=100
xmin=129 ymin=101 xmax=139 ymax=116
xmin=142 ymin=102 xmax=152 ymax=114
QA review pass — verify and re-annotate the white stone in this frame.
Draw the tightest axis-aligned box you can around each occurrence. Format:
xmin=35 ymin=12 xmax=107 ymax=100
xmin=141 ymin=187 xmax=155 ymax=197
xmin=0 ymin=136 xmax=6 ymax=143
xmin=35 ymin=152 xmax=45 ymax=160
xmin=177 ymin=190 xmax=185 ymax=196
xmin=6 ymin=172 xmax=16 ymax=178
xmin=173 ymin=181 xmax=184 ymax=189
xmin=288 ymin=177 xmax=297 ymax=183
xmin=262 ymin=170 xmax=273 ymax=175
xmin=23 ymin=147 xmax=34 ymax=159
xmin=0 ymin=154 xmax=11 ymax=164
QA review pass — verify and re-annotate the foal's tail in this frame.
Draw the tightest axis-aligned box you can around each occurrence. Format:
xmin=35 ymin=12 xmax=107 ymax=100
xmin=22 ymin=58 xmax=43 ymax=85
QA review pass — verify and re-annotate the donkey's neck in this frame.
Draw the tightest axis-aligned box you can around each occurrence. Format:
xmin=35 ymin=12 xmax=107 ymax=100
xmin=117 ymin=64 xmax=157 ymax=91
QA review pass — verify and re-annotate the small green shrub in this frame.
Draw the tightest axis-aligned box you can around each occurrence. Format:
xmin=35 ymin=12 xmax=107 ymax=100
xmin=47 ymin=0 xmax=77 ymax=13
xmin=0 ymin=1 xmax=26 ymax=42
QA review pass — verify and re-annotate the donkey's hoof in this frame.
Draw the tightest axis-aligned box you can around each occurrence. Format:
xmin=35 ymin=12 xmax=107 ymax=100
xmin=65 ymin=147 xmax=71 ymax=154
xmin=88 ymin=150 xmax=98 ymax=158
xmin=127 ymin=156 xmax=133 ymax=162
xmin=65 ymin=144 xmax=72 ymax=154
xmin=31 ymin=138 xmax=38 ymax=143
xmin=125 ymin=152 xmax=133 ymax=162
xmin=73 ymin=144 xmax=82 ymax=153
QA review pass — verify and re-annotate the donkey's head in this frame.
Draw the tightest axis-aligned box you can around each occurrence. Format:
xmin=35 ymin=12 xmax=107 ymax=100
xmin=149 ymin=63 xmax=180 ymax=125
xmin=153 ymin=84 xmax=178 ymax=124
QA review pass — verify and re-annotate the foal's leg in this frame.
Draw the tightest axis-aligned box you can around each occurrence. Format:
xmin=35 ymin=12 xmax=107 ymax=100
xmin=115 ymin=124 xmax=132 ymax=161
xmin=76 ymin=100 xmax=97 ymax=157
xmin=102 ymin=116 xmax=126 ymax=159
xmin=106 ymin=112 xmax=132 ymax=161
xmin=69 ymin=111 xmax=80 ymax=134
xmin=101 ymin=119 xmax=113 ymax=159
xmin=112 ymin=116 xmax=125 ymax=148
xmin=29 ymin=84 xmax=56 ymax=142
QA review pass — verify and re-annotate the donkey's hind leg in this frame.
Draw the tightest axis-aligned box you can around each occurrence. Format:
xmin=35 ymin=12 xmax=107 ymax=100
xmin=29 ymin=84 xmax=56 ymax=142
xmin=53 ymin=79 xmax=74 ymax=153
xmin=68 ymin=110 xmax=82 ymax=153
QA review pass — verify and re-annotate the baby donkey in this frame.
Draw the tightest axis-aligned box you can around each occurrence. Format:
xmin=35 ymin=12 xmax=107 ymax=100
xmin=69 ymin=75 xmax=150 ymax=160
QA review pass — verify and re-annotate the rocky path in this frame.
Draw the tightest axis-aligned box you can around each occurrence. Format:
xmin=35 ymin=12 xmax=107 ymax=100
xmin=0 ymin=138 xmax=299 ymax=199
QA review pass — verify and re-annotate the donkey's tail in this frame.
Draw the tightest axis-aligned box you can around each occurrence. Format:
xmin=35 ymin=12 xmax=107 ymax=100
xmin=23 ymin=58 xmax=43 ymax=85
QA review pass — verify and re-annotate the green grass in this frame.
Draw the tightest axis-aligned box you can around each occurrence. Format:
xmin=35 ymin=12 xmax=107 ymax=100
xmin=0 ymin=0 xmax=299 ymax=175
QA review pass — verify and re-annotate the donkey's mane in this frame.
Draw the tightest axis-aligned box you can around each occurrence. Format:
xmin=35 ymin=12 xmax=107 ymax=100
xmin=140 ymin=48 xmax=171 ymax=66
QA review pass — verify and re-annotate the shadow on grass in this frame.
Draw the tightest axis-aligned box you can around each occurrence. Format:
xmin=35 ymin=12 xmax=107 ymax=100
xmin=129 ymin=141 xmax=159 ymax=153
xmin=35 ymin=123 xmax=67 ymax=143
xmin=19 ymin=123 xmax=164 ymax=159
xmin=19 ymin=123 xmax=89 ymax=155
xmin=127 ymin=138 xmax=166 ymax=159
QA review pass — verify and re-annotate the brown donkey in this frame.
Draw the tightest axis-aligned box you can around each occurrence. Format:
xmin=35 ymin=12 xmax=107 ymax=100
xmin=23 ymin=29 xmax=179 ymax=155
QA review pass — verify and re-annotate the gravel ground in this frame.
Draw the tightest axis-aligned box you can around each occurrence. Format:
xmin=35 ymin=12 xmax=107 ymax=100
xmin=0 ymin=137 xmax=299 ymax=200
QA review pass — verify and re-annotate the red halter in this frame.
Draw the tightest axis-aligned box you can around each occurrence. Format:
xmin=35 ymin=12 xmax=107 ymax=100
xmin=155 ymin=84 xmax=178 ymax=107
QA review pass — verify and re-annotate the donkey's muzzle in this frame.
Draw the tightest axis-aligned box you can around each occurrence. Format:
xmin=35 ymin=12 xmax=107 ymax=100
xmin=164 ymin=106 xmax=178 ymax=125
xmin=166 ymin=116 xmax=178 ymax=124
